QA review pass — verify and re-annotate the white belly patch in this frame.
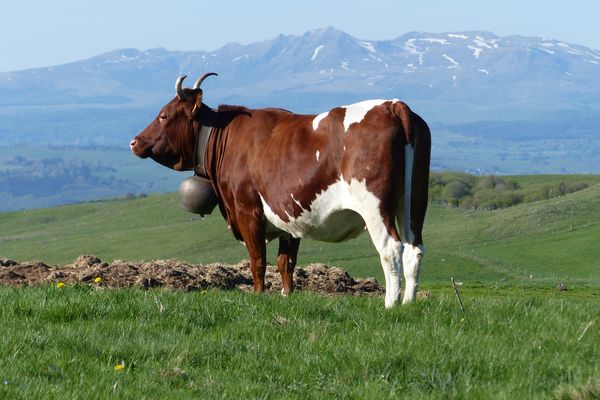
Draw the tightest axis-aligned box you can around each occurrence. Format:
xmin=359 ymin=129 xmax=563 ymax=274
xmin=260 ymin=177 xmax=381 ymax=242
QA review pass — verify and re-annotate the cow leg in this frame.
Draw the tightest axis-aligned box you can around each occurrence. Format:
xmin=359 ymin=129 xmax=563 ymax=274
xmin=362 ymin=214 xmax=403 ymax=308
xmin=238 ymin=211 xmax=268 ymax=293
xmin=276 ymin=235 xmax=300 ymax=296
xmin=375 ymin=231 xmax=403 ymax=309
xmin=380 ymin=239 xmax=403 ymax=308
xmin=401 ymin=244 xmax=424 ymax=304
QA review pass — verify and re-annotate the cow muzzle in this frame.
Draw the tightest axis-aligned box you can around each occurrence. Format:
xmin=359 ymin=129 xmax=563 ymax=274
xmin=129 ymin=137 xmax=150 ymax=158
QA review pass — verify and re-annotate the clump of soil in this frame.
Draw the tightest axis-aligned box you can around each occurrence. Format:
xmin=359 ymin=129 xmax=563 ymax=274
xmin=0 ymin=255 xmax=384 ymax=296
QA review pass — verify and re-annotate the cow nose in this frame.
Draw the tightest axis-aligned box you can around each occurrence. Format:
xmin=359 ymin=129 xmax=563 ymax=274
xmin=130 ymin=139 xmax=137 ymax=150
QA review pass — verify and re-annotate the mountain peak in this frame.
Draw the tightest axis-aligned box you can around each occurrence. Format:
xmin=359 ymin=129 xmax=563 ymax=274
xmin=305 ymin=26 xmax=351 ymax=40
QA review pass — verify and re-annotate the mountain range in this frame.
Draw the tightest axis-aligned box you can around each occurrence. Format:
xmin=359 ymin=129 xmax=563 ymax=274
xmin=1 ymin=27 xmax=600 ymax=177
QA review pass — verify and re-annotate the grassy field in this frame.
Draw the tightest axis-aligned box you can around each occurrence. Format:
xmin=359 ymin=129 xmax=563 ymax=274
xmin=0 ymin=286 xmax=598 ymax=399
xmin=1 ymin=176 xmax=600 ymax=398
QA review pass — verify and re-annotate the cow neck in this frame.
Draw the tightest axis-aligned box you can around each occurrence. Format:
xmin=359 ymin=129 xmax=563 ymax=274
xmin=202 ymin=105 xmax=246 ymax=222
xmin=193 ymin=104 xmax=218 ymax=179
xmin=205 ymin=105 xmax=249 ymax=184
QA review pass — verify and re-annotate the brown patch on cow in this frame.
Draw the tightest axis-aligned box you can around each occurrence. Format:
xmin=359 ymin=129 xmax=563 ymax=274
xmin=211 ymin=107 xmax=343 ymax=224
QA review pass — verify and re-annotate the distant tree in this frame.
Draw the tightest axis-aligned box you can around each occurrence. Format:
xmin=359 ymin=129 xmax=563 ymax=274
xmin=473 ymin=188 xmax=523 ymax=209
xmin=426 ymin=173 xmax=592 ymax=211
xmin=442 ymin=181 xmax=470 ymax=206
xmin=459 ymin=196 xmax=475 ymax=210
xmin=476 ymin=175 xmax=498 ymax=190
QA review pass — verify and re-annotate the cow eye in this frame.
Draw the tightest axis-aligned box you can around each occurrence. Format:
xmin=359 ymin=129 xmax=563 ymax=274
xmin=159 ymin=114 xmax=167 ymax=121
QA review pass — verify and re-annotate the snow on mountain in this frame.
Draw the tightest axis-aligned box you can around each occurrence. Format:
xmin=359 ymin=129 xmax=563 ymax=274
xmin=1 ymin=27 xmax=600 ymax=122
xmin=2 ymin=27 xmax=600 ymax=177
xmin=311 ymin=45 xmax=325 ymax=61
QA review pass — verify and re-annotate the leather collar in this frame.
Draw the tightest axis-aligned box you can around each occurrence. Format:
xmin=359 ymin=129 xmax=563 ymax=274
xmin=194 ymin=124 xmax=213 ymax=178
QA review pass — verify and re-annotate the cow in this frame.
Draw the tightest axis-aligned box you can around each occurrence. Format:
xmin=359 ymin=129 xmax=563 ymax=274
xmin=130 ymin=73 xmax=431 ymax=308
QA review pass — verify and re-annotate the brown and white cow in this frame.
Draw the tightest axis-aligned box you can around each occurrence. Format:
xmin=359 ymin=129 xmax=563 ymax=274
xmin=130 ymin=73 xmax=431 ymax=307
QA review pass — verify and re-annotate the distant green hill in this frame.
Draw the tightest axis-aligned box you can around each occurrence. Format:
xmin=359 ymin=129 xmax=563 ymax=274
xmin=1 ymin=176 xmax=599 ymax=288
xmin=0 ymin=146 xmax=181 ymax=212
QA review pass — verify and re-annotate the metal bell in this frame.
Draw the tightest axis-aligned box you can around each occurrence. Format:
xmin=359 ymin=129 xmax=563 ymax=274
xmin=179 ymin=176 xmax=218 ymax=215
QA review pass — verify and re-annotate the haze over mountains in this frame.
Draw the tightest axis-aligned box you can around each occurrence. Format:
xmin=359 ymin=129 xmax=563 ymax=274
xmin=1 ymin=27 xmax=600 ymax=211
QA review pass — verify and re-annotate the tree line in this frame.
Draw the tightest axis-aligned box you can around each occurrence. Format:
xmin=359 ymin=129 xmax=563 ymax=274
xmin=429 ymin=172 xmax=591 ymax=210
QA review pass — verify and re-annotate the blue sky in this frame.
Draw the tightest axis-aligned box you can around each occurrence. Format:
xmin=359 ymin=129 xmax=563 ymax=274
xmin=1 ymin=0 xmax=599 ymax=72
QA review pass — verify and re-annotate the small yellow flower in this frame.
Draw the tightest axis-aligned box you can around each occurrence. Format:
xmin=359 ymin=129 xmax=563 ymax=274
xmin=114 ymin=362 xmax=125 ymax=371
xmin=94 ymin=277 xmax=102 ymax=283
xmin=56 ymin=282 xmax=65 ymax=288
xmin=460 ymin=317 xmax=465 ymax=323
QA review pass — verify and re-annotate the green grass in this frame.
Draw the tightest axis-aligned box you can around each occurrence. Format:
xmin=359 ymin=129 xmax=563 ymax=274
xmin=424 ymin=182 xmax=600 ymax=287
xmin=2 ymin=176 xmax=600 ymax=398
xmin=0 ymin=286 xmax=598 ymax=399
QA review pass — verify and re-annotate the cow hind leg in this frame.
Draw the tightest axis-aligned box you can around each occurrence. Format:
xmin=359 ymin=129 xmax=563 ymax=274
xmin=380 ymin=237 xmax=403 ymax=308
xmin=361 ymin=213 xmax=403 ymax=308
xmin=401 ymin=244 xmax=424 ymax=304
xmin=277 ymin=236 xmax=300 ymax=296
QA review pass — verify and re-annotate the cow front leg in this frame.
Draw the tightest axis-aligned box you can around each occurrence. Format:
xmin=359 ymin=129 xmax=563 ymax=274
xmin=277 ymin=236 xmax=300 ymax=296
xmin=238 ymin=212 xmax=268 ymax=293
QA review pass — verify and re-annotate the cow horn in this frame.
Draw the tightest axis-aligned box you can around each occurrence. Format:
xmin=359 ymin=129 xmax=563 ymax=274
xmin=175 ymin=75 xmax=187 ymax=100
xmin=193 ymin=72 xmax=218 ymax=90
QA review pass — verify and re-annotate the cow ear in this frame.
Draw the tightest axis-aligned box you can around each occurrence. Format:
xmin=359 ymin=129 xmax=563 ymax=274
xmin=191 ymin=90 xmax=203 ymax=116
xmin=194 ymin=90 xmax=203 ymax=109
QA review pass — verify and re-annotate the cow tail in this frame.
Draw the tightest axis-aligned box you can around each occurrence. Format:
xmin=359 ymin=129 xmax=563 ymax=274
xmin=392 ymin=101 xmax=413 ymax=146
xmin=392 ymin=101 xmax=416 ymax=244
xmin=403 ymin=110 xmax=431 ymax=246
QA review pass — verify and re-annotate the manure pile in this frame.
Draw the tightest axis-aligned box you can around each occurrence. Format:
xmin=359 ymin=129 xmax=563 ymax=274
xmin=0 ymin=255 xmax=384 ymax=295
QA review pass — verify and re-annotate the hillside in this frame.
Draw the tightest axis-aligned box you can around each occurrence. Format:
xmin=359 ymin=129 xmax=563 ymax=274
xmin=0 ymin=146 xmax=180 ymax=211
xmin=2 ymin=176 xmax=599 ymax=287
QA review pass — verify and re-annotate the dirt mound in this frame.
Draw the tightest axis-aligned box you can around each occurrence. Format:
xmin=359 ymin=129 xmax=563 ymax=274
xmin=0 ymin=255 xmax=384 ymax=295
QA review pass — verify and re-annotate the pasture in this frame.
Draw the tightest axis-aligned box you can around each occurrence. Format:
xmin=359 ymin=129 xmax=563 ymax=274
xmin=1 ymin=286 xmax=599 ymax=399
xmin=1 ymin=176 xmax=600 ymax=398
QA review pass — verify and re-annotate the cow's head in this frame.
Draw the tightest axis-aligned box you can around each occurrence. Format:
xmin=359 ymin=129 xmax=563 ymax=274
xmin=130 ymin=73 xmax=217 ymax=170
